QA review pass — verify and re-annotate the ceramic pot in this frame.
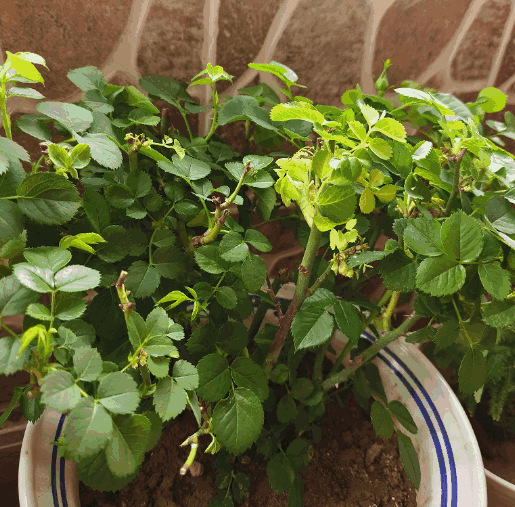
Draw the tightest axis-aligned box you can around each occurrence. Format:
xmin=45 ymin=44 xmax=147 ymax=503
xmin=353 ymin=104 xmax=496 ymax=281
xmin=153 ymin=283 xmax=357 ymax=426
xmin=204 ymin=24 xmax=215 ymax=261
xmin=18 ymin=327 xmax=486 ymax=507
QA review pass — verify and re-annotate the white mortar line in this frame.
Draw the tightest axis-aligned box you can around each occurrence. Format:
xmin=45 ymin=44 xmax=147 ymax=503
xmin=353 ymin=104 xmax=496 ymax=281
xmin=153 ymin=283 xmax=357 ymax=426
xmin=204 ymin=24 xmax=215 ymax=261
xmin=416 ymin=0 xmax=487 ymax=86
xmin=223 ymin=0 xmax=302 ymax=98
xmin=361 ymin=0 xmax=396 ymax=94
xmin=486 ymin=0 xmax=515 ymax=87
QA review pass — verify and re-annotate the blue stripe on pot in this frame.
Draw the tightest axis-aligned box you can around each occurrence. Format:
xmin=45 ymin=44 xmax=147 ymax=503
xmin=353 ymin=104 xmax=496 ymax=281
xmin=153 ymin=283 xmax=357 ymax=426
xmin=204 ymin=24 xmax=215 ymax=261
xmin=50 ymin=325 xmax=457 ymax=507
xmin=362 ymin=330 xmax=457 ymax=507
xmin=51 ymin=414 xmax=67 ymax=507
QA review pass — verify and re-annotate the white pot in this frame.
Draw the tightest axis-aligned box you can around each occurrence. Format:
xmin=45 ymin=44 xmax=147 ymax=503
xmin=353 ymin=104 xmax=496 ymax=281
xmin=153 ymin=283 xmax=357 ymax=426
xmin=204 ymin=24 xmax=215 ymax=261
xmin=485 ymin=468 xmax=515 ymax=506
xmin=18 ymin=330 xmax=487 ymax=507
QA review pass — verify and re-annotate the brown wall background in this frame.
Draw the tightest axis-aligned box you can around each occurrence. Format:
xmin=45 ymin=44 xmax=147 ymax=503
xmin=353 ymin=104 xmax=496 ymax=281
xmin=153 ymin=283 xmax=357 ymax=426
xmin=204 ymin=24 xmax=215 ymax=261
xmin=1 ymin=0 xmax=515 ymax=140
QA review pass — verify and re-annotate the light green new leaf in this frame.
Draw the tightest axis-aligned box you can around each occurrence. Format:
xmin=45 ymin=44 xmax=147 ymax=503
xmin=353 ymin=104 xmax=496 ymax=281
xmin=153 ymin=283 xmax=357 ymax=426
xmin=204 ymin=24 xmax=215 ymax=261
xmin=97 ymin=372 xmax=140 ymax=414
xmin=70 ymin=144 xmax=91 ymax=169
xmin=347 ymin=121 xmax=367 ymax=141
xmin=212 ymin=387 xmax=264 ymax=455
xmin=16 ymin=172 xmax=81 ymax=225
xmin=63 ymin=398 xmax=112 ymax=461
xmin=358 ymin=103 xmax=379 ymax=126
xmin=54 ymin=265 xmax=100 ymax=292
xmin=8 ymin=53 xmax=44 ymax=83
xmin=318 ymin=184 xmax=356 ymax=223
xmin=373 ymin=118 xmax=406 ymax=143
xmin=41 ymin=370 xmax=81 ymax=411
xmin=369 ymin=138 xmax=392 ymax=160
xmin=416 ymin=257 xmax=466 ymax=297
xmin=478 ymin=87 xmax=507 ymax=113
xmin=153 ymin=376 xmax=188 ymax=421
xmin=106 ymin=414 xmax=150 ymax=477
xmin=478 ymin=263 xmax=511 ymax=300
xmin=359 ymin=186 xmax=375 ymax=214
xmin=48 ymin=144 xmax=70 ymax=169
xmin=270 ymin=103 xmax=324 ymax=124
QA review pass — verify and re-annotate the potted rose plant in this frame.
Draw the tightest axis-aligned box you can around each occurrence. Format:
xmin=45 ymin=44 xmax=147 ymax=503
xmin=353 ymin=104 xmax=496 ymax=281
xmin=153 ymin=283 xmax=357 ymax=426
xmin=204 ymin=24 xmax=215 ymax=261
xmin=0 ymin=52 xmax=496 ymax=506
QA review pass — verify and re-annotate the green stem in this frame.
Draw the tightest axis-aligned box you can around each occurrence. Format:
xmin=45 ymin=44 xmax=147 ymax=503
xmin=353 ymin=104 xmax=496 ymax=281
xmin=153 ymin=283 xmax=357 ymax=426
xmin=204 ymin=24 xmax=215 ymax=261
xmin=204 ymin=86 xmax=219 ymax=143
xmin=49 ymin=291 xmax=56 ymax=332
xmin=327 ymin=339 xmax=355 ymax=378
xmin=382 ymin=291 xmax=400 ymax=332
xmin=322 ymin=313 xmax=421 ymax=391
xmin=0 ymin=320 xmax=18 ymax=339
xmin=443 ymin=148 xmax=467 ymax=217
xmin=248 ymin=278 xmax=281 ymax=341
xmin=313 ymin=339 xmax=331 ymax=382
xmin=361 ymin=289 xmax=392 ymax=334
xmin=160 ymin=108 xmax=169 ymax=138
xmin=128 ymin=151 xmax=138 ymax=173
xmin=0 ymin=85 xmax=12 ymax=140
xmin=148 ymin=228 xmax=159 ymax=266
xmin=179 ymin=110 xmax=194 ymax=142
xmin=305 ymin=259 xmax=334 ymax=298
xmin=221 ymin=162 xmax=251 ymax=210
xmin=263 ymin=223 xmax=322 ymax=375
xmin=179 ymin=436 xmax=198 ymax=475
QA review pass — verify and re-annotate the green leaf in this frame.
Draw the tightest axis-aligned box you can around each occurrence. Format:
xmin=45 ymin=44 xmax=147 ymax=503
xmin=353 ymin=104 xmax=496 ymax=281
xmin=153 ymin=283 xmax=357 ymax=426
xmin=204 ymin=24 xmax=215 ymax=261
xmin=24 ymin=246 xmax=71 ymax=272
xmin=19 ymin=389 xmax=45 ymax=423
xmin=416 ymin=257 xmax=465 ymax=297
xmin=318 ymin=185 xmax=356 ymax=223
xmin=48 ymin=143 xmax=70 ymax=169
xmin=270 ymin=102 xmax=324 ymax=124
xmin=195 ymin=245 xmax=229 ymax=274
xmin=333 ymin=300 xmax=361 ymax=344
xmin=359 ymin=186 xmax=375 ymax=213
xmin=255 ymin=187 xmax=276 ymax=221
xmin=54 ymin=293 xmax=86 ymax=321
xmin=370 ymin=401 xmax=394 ymax=438
xmin=217 ymin=322 xmax=248 ymax=355
xmin=0 ymin=200 xmax=23 ymax=247
xmin=37 ymin=102 xmax=93 ymax=133
xmin=241 ymin=253 xmax=267 ymax=293
xmin=291 ymin=294 xmax=335 ymax=350
xmin=403 ymin=218 xmax=443 ymax=256
xmin=73 ymin=347 xmax=102 ymax=381
xmin=16 ymin=115 xmax=52 ymax=141
xmin=486 ymin=195 xmax=515 ymax=235
xmin=80 ymin=134 xmax=122 ymax=170
xmin=434 ymin=320 xmax=460 ymax=351
xmin=159 ymin=154 xmax=211 ymax=181
xmin=396 ymin=431 xmax=421 ymax=489
xmin=266 ymin=453 xmax=295 ymax=494
xmin=54 ymin=265 xmax=100 ymax=292
xmin=212 ymin=387 xmax=264 ymax=455
xmin=97 ymin=372 xmax=140 ymax=414
xmin=196 ymin=353 xmax=231 ymax=402
xmin=219 ymin=232 xmax=249 ymax=262
xmin=374 ymin=184 xmax=397 ymax=203
xmin=154 ymin=376 xmax=188 ymax=421
xmin=373 ymin=118 xmax=407 ymax=142
xmin=70 ymin=144 xmax=91 ymax=169
xmin=41 ymin=370 xmax=81 ymax=411
xmin=16 ymin=172 xmax=80 ymax=225
xmin=441 ymin=211 xmax=483 ymax=262
xmin=478 ymin=87 xmax=507 ymax=113
xmin=82 ymin=189 xmax=110 ymax=233
xmin=387 ymin=401 xmax=417 ymax=434
xmin=358 ymin=102 xmax=379 ymax=126
xmin=230 ymin=357 xmax=269 ymax=402
xmin=147 ymin=356 xmax=170 ymax=378
xmin=459 ymin=349 xmax=487 ymax=394
xmin=106 ymin=414 xmax=150 ymax=477
xmin=217 ymin=286 xmax=237 ymax=309
xmin=172 ymin=360 xmax=199 ymax=390
xmin=368 ymin=138 xmax=392 ymax=160
xmin=125 ymin=261 xmax=161 ymax=299
xmin=347 ymin=121 xmax=367 ymax=141
xmin=0 ymin=275 xmax=39 ymax=316
xmin=125 ymin=85 xmax=159 ymax=113
xmin=218 ymin=95 xmax=276 ymax=131
xmin=68 ymin=66 xmax=106 ymax=92
xmin=483 ymin=301 xmax=515 ymax=328
xmin=8 ymin=53 xmax=44 ymax=83
xmin=13 ymin=263 xmax=54 ymax=293
xmin=244 ymin=229 xmax=272 ymax=252
xmin=478 ymin=263 xmax=511 ymax=300
xmin=63 ymin=398 xmax=112 ymax=461
xmin=433 ymin=93 xmax=474 ymax=122
xmin=380 ymin=252 xmax=417 ymax=292
xmin=97 ymin=225 xmax=132 ymax=263
xmin=0 ymin=337 xmax=31 ymax=375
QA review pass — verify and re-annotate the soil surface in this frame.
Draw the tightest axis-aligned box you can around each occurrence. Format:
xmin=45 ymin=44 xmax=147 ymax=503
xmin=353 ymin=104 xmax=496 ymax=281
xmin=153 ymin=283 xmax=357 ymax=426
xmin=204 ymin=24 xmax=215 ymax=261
xmin=469 ymin=395 xmax=515 ymax=485
xmin=80 ymin=390 xmax=416 ymax=507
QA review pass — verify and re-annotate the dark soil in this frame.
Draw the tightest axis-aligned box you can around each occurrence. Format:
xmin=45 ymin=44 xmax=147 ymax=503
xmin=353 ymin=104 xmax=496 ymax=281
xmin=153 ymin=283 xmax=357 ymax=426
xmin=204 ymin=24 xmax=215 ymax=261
xmin=469 ymin=394 xmax=515 ymax=485
xmin=80 ymin=390 xmax=416 ymax=507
